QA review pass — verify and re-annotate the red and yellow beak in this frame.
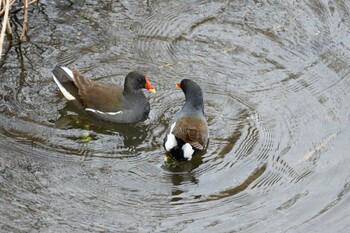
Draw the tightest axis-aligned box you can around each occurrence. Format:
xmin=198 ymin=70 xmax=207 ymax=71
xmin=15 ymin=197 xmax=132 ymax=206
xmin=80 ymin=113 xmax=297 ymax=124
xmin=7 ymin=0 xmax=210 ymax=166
xmin=145 ymin=76 xmax=156 ymax=93
xmin=176 ymin=83 xmax=181 ymax=88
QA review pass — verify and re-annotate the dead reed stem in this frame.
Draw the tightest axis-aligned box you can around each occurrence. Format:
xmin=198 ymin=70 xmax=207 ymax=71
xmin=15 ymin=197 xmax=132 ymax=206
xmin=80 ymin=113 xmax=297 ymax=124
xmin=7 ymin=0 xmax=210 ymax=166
xmin=0 ymin=0 xmax=37 ymax=16
xmin=6 ymin=14 xmax=12 ymax=36
xmin=20 ymin=0 xmax=28 ymax=41
xmin=0 ymin=0 xmax=38 ymax=58
xmin=0 ymin=0 xmax=10 ymax=58
xmin=0 ymin=0 xmax=14 ymax=16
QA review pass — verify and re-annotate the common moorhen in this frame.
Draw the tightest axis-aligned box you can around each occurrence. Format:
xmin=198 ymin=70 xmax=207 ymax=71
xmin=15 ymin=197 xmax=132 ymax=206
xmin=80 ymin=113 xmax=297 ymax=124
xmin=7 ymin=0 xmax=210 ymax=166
xmin=52 ymin=66 xmax=156 ymax=123
xmin=164 ymin=79 xmax=209 ymax=161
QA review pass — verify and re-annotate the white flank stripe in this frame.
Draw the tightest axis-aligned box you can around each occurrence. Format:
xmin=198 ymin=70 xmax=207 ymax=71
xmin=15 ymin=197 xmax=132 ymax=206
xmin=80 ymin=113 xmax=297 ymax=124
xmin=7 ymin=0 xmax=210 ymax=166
xmin=52 ymin=74 xmax=76 ymax=101
xmin=182 ymin=143 xmax=194 ymax=160
xmin=169 ymin=122 xmax=176 ymax=133
xmin=85 ymin=108 xmax=123 ymax=115
xmin=61 ymin=67 xmax=74 ymax=79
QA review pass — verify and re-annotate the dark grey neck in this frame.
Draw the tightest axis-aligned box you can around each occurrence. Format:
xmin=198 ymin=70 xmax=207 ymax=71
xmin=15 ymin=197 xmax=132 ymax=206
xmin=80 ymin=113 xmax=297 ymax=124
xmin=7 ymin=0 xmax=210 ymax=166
xmin=183 ymin=97 xmax=205 ymax=115
xmin=182 ymin=86 xmax=204 ymax=112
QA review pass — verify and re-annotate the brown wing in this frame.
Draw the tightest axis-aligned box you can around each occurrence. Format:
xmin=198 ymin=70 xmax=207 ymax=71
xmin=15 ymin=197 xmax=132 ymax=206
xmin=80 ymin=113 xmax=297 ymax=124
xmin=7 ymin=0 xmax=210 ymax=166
xmin=172 ymin=116 xmax=208 ymax=150
xmin=72 ymin=69 xmax=124 ymax=112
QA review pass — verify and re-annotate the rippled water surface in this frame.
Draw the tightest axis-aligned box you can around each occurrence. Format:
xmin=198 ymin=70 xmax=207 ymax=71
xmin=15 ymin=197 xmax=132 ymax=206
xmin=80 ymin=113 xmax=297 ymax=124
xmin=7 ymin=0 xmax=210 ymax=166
xmin=1 ymin=0 xmax=350 ymax=232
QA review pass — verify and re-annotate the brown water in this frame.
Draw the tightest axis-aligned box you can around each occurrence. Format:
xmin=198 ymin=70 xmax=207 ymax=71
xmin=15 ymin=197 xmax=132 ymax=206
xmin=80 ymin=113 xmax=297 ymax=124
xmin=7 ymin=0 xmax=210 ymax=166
xmin=1 ymin=0 xmax=350 ymax=232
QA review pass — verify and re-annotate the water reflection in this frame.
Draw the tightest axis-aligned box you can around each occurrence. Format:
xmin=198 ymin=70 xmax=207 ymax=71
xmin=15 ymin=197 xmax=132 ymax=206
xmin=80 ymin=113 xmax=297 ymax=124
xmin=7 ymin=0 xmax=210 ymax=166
xmin=56 ymin=101 xmax=148 ymax=149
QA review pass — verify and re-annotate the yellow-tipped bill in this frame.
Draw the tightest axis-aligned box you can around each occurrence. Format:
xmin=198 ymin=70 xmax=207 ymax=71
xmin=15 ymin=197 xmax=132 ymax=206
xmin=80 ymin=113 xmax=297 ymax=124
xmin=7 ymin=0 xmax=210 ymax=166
xmin=145 ymin=76 xmax=156 ymax=93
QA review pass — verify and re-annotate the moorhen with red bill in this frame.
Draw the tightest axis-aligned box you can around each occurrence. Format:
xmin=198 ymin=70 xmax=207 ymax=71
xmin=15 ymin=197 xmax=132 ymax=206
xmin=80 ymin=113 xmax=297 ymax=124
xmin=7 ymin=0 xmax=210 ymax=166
xmin=164 ymin=79 xmax=209 ymax=161
xmin=52 ymin=66 xmax=156 ymax=123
